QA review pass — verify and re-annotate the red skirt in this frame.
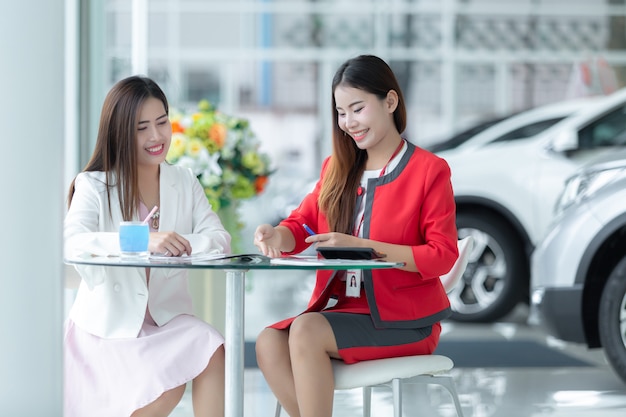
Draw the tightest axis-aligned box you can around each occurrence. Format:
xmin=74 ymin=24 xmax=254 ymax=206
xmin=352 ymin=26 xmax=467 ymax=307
xmin=268 ymin=278 xmax=441 ymax=364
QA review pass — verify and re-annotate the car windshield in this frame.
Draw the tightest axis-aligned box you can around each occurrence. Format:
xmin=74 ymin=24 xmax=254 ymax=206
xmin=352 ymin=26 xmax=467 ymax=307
xmin=489 ymin=117 xmax=568 ymax=144
xmin=426 ymin=115 xmax=511 ymax=153
xmin=579 ymin=104 xmax=626 ymax=149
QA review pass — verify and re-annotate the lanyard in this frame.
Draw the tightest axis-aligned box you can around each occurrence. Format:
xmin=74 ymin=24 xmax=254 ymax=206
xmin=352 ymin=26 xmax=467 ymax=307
xmin=353 ymin=140 xmax=405 ymax=237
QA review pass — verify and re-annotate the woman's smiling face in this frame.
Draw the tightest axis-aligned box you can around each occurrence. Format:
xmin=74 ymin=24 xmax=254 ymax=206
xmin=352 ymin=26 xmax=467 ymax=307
xmin=334 ymin=85 xmax=397 ymax=150
xmin=135 ymin=97 xmax=171 ymax=168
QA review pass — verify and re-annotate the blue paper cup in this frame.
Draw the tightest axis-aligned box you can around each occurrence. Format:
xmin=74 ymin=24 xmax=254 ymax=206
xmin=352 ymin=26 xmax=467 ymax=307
xmin=119 ymin=221 xmax=149 ymax=259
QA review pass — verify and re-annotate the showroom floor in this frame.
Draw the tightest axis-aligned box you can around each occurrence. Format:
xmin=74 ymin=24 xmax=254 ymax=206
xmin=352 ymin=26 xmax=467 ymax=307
xmin=170 ymin=304 xmax=626 ymax=417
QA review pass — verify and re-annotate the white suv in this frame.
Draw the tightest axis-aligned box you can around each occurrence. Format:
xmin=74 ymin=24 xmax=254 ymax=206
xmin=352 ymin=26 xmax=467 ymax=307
xmin=430 ymin=98 xmax=596 ymax=154
xmin=531 ymin=149 xmax=626 ymax=384
xmin=437 ymin=89 xmax=626 ymax=322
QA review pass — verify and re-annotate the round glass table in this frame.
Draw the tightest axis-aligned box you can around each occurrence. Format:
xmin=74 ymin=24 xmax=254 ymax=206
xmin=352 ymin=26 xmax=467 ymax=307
xmin=64 ymin=254 xmax=403 ymax=417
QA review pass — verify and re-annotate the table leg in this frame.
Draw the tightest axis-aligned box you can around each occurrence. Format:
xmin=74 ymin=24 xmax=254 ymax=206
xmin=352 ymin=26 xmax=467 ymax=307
xmin=225 ymin=270 xmax=246 ymax=417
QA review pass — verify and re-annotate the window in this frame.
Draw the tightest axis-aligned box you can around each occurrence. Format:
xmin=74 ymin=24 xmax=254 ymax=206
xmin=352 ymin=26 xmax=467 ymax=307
xmin=579 ymin=105 xmax=626 ymax=149
xmin=491 ymin=117 xmax=566 ymax=144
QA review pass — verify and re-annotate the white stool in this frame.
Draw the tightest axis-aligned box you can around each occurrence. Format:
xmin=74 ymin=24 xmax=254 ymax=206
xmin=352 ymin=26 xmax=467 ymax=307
xmin=274 ymin=237 xmax=473 ymax=417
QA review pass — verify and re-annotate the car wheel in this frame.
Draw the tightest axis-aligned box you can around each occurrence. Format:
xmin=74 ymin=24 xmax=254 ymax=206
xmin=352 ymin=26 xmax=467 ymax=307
xmin=599 ymin=256 xmax=626 ymax=384
xmin=449 ymin=211 xmax=527 ymax=322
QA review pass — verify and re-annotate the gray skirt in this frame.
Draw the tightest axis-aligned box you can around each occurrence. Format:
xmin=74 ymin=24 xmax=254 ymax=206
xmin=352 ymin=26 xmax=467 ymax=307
xmin=320 ymin=311 xmax=440 ymax=364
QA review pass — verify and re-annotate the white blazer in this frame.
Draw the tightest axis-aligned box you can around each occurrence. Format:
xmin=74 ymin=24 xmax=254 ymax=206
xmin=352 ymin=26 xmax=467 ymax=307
xmin=64 ymin=163 xmax=231 ymax=339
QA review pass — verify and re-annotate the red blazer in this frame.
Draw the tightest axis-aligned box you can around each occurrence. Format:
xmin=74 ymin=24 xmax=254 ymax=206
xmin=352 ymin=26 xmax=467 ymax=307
xmin=280 ymin=142 xmax=458 ymax=329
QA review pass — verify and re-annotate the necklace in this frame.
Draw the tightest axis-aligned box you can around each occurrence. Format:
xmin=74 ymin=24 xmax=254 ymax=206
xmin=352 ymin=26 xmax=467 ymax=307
xmin=150 ymin=209 xmax=160 ymax=229
xmin=139 ymin=193 xmax=160 ymax=229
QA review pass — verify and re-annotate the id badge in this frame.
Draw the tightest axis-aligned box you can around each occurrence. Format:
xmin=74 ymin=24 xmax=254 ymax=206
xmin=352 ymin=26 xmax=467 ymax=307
xmin=345 ymin=270 xmax=362 ymax=297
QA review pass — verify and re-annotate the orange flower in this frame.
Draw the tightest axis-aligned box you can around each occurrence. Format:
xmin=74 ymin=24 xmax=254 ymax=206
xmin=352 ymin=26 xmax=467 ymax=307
xmin=209 ymin=123 xmax=227 ymax=148
xmin=171 ymin=119 xmax=185 ymax=134
xmin=254 ymin=175 xmax=269 ymax=193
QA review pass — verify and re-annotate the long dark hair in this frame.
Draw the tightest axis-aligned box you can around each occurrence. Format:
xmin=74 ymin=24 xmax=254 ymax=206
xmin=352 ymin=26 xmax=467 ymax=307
xmin=67 ymin=76 xmax=169 ymax=221
xmin=318 ymin=55 xmax=407 ymax=233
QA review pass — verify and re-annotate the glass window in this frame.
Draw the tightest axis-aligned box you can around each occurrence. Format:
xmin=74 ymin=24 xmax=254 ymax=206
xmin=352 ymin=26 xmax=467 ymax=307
xmin=491 ymin=117 xmax=567 ymax=143
xmin=185 ymin=68 xmax=221 ymax=104
xmin=426 ymin=115 xmax=510 ymax=152
xmin=579 ymin=105 xmax=626 ymax=148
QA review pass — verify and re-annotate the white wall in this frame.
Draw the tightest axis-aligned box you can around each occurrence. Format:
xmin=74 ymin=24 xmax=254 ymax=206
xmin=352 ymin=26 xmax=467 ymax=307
xmin=0 ymin=1 xmax=65 ymax=415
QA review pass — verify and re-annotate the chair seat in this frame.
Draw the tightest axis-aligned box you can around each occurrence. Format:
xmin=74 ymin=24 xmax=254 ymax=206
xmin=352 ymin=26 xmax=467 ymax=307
xmin=332 ymin=355 xmax=454 ymax=390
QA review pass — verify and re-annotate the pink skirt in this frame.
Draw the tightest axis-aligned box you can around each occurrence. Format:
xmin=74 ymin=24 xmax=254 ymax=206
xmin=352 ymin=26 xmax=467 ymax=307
xmin=64 ymin=314 xmax=224 ymax=417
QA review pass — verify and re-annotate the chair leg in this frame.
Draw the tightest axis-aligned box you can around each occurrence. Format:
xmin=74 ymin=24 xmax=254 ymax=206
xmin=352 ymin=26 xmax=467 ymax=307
xmin=274 ymin=400 xmax=282 ymax=417
xmin=362 ymin=386 xmax=372 ymax=417
xmin=434 ymin=376 xmax=465 ymax=417
xmin=391 ymin=378 xmax=402 ymax=417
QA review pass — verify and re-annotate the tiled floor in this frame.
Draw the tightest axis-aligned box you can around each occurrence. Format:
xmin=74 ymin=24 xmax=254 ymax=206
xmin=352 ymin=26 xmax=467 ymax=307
xmin=174 ymin=365 xmax=626 ymax=417
xmin=171 ymin=304 xmax=626 ymax=416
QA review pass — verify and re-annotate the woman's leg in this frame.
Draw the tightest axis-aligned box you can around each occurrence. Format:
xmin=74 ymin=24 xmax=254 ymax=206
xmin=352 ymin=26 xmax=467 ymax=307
xmin=192 ymin=344 xmax=225 ymax=417
xmin=288 ymin=313 xmax=339 ymax=417
xmin=130 ymin=384 xmax=186 ymax=417
xmin=256 ymin=327 xmax=300 ymax=417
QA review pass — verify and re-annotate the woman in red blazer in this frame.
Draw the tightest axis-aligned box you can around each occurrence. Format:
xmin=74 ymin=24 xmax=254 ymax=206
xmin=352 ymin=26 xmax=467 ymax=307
xmin=253 ymin=54 xmax=458 ymax=417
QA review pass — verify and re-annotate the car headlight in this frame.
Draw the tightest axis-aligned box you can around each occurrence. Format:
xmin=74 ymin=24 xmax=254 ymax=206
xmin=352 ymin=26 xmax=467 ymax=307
xmin=555 ymin=167 xmax=626 ymax=217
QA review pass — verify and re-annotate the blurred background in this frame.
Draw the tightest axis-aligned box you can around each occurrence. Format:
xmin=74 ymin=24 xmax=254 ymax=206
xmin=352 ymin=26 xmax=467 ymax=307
xmin=5 ymin=0 xmax=626 ymax=415
xmin=72 ymin=0 xmax=626 ymax=183
xmin=66 ymin=0 xmax=626 ymax=338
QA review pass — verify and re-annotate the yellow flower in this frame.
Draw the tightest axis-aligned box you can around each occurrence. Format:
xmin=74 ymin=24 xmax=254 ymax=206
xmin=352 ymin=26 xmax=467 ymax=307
xmin=187 ymin=138 xmax=204 ymax=157
xmin=167 ymin=133 xmax=188 ymax=160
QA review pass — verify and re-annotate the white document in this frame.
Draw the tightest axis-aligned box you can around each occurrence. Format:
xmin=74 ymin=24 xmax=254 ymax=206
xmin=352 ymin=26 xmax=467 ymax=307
xmin=269 ymin=256 xmax=328 ymax=266
xmin=270 ymin=256 xmax=401 ymax=268
xmin=149 ymin=252 xmax=227 ymax=262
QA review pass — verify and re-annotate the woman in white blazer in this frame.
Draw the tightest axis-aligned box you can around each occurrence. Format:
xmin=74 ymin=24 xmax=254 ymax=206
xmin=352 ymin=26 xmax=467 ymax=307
xmin=64 ymin=76 xmax=231 ymax=417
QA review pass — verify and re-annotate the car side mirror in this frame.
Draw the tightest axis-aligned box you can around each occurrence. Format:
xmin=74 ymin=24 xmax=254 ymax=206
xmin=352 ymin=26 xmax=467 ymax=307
xmin=550 ymin=128 xmax=579 ymax=152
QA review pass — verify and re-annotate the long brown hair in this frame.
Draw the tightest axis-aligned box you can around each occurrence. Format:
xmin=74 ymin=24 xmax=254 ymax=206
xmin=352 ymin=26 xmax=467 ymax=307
xmin=67 ymin=76 xmax=169 ymax=221
xmin=318 ymin=55 xmax=407 ymax=233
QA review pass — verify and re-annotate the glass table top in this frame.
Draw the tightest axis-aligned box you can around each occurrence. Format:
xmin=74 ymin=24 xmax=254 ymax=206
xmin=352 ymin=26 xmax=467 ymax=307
xmin=64 ymin=253 xmax=404 ymax=271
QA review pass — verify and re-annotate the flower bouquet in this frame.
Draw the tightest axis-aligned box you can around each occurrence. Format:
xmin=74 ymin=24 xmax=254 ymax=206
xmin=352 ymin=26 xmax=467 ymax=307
xmin=167 ymin=100 xmax=272 ymax=248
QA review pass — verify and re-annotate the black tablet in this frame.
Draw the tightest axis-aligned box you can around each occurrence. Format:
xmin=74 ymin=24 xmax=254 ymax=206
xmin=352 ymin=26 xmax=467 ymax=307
xmin=316 ymin=247 xmax=386 ymax=260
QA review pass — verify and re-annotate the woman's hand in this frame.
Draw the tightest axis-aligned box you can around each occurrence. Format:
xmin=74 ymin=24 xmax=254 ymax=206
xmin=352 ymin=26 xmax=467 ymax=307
xmin=304 ymin=232 xmax=360 ymax=248
xmin=149 ymin=231 xmax=192 ymax=257
xmin=254 ymin=224 xmax=286 ymax=258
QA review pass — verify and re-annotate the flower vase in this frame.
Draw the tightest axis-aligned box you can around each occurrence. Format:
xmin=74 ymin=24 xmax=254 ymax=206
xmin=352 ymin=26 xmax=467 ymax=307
xmin=189 ymin=201 xmax=243 ymax=334
xmin=218 ymin=202 xmax=244 ymax=254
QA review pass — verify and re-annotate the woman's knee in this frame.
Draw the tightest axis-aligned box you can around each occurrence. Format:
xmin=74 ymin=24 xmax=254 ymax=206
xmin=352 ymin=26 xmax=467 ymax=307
xmin=288 ymin=314 xmax=334 ymax=353
xmin=255 ymin=328 xmax=287 ymax=368
xmin=255 ymin=328 xmax=276 ymax=356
